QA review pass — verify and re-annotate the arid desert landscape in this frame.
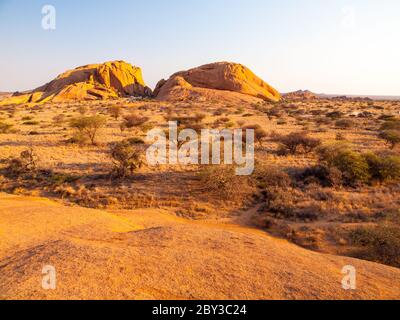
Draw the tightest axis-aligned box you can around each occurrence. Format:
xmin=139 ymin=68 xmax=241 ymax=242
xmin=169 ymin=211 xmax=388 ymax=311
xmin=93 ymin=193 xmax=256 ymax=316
xmin=0 ymin=60 xmax=399 ymax=299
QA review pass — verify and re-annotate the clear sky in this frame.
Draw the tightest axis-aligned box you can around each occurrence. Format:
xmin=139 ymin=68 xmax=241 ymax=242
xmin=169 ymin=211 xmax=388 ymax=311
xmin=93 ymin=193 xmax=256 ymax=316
xmin=0 ymin=0 xmax=399 ymax=95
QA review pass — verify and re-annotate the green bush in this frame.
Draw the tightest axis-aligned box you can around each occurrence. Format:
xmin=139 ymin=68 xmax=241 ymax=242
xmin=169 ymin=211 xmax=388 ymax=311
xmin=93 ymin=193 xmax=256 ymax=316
xmin=350 ymin=224 xmax=400 ymax=268
xmin=319 ymin=143 xmax=400 ymax=185
xmin=379 ymin=130 xmax=400 ymax=149
xmin=318 ymin=143 xmax=370 ymax=185
xmin=330 ymin=149 xmax=371 ymax=184
xmin=364 ymin=153 xmax=400 ymax=182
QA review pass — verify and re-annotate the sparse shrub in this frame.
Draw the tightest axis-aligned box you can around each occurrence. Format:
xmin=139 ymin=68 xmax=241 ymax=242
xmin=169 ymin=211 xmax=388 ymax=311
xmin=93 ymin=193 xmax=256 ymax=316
xmin=53 ymin=114 xmax=65 ymax=125
xmin=261 ymin=187 xmax=295 ymax=219
xmin=379 ymin=130 xmax=400 ymax=149
xmin=266 ymin=107 xmax=283 ymax=118
xmin=243 ymin=124 xmax=268 ymax=146
xmin=217 ymin=117 xmax=230 ymax=124
xmin=165 ymin=113 xmax=205 ymax=128
xmin=336 ymin=132 xmax=346 ymax=141
xmin=237 ymin=120 xmax=246 ymax=127
xmin=23 ymin=120 xmax=39 ymax=126
xmin=380 ymin=120 xmax=400 ymax=131
xmin=225 ymin=121 xmax=235 ymax=128
xmin=254 ymin=166 xmax=292 ymax=189
xmin=335 ymin=119 xmax=354 ymax=129
xmin=235 ymin=107 xmax=245 ymax=115
xmin=198 ymin=165 xmax=249 ymax=198
xmin=68 ymin=131 xmax=90 ymax=145
xmin=108 ymin=105 xmax=122 ymax=120
xmin=379 ymin=115 xmax=398 ymax=122
xmin=317 ymin=142 xmax=352 ymax=163
xmin=259 ymin=187 xmax=320 ymax=222
xmin=119 ymin=122 xmax=127 ymax=132
xmin=193 ymin=113 xmax=206 ymax=123
xmin=298 ymin=165 xmax=343 ymax=187
xmin=274 ymin=131 xmax=321 ymax=155
xmin=70 ymin=116 xmax=106 ymax=145
xmin=326 ymin=111 xmax=343 ymax=119
xmin=48 ymin=173 xmax=80 ymax=186
xmin=5 ymin=149 xmax=37 ymax=176
xmin=110 ymin=139 xmax=145 ymax=177
xmin=77 ymin=105 xmax=87 ymax=115
xmin=0 ymin=121 xmax=14 ymax=134
xmin=127 ymin=137 xmax=145 ymax=145
xmin=123 ymin=114 xmax=149 ymax=129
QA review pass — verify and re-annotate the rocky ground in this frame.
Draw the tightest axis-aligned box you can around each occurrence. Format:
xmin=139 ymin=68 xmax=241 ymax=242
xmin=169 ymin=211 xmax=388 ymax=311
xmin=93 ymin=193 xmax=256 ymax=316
xmin=1 ymin=193 xmax=399 ymax=300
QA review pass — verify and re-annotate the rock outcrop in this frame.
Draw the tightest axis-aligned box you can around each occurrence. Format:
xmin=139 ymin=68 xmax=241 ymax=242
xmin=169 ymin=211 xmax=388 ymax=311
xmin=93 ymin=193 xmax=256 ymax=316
xmin=1 ymin=194 xmax=400 ymax=299
xmin=283 ymin=90 xmax=317 ymax=100
xmin=1 ymin=61 xmax=151 ymax=105
xmin=154 ymin=62 xmax=281 ymax=103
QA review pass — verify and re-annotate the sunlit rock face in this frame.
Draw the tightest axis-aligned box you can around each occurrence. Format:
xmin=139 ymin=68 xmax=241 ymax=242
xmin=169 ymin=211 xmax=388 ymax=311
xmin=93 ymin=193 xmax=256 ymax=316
xmin=1 ymin=61 xmax=152 ymax=105
xmin=154 ymin=62 xmax=281 ymax=103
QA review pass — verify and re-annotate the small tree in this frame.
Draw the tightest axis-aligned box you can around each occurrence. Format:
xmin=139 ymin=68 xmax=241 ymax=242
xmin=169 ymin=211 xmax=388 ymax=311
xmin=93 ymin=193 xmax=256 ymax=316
xmin=379 ymin=130 xmax=400 ymax=149
xmin=110 ymin=139 xmax=145 ymax=177
xmin=70 ymin=116 xmax=106 ymax=145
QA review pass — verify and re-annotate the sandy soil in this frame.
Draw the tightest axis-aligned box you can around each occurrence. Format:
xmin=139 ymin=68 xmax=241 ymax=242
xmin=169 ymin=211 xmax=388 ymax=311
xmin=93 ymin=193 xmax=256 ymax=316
xmin=0 ymin=193 xmax=399 ymax=300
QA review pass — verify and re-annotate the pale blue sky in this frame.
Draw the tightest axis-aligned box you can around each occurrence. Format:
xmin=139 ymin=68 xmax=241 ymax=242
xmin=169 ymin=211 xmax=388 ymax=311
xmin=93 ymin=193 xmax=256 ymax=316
xmin=0 ymin=0 xmax=399 ymax=95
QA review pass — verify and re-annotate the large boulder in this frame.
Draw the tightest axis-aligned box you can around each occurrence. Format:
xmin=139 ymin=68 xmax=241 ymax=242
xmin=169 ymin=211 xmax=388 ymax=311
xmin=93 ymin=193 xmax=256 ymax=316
xmin=154 ymin=62 xmax=281 ymax=103
xmin=1 ymin=61 xmax=152 ymax=105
